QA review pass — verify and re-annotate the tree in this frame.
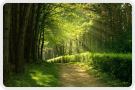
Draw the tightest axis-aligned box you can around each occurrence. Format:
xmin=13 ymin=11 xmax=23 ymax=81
xmin=3 ymin=3 xmax=10 ymax=79
xmin=33 ymin=3 xmax=42 ymax=62
xmin=15 ymin=3 xmax=32 ymax=73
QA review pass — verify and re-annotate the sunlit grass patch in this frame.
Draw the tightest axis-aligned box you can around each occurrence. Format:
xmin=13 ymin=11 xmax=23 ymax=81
xmin=4 ymin=62 xmax=60 ymax=87
xmin=30 ymin=73 xmax=58 ymax=87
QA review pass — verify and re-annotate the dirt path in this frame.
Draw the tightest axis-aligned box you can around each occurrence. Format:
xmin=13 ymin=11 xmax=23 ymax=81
xmin=55 ymin=63 xmax=109 ymax=87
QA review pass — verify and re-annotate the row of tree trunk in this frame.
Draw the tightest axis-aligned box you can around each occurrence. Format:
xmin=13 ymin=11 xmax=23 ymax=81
xmin=3 ymin=3 xmax=49 ymax=80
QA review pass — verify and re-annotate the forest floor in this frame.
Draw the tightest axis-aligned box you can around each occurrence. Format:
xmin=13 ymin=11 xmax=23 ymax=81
xmin=55 ymin=63 xmax=110 ymax=87
xmin=4 ymin=63 xmax=60 ymax=87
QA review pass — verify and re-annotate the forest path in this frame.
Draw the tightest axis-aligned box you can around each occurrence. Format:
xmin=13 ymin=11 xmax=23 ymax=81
xmin=55 ymin=63 xmax=109 ymax=87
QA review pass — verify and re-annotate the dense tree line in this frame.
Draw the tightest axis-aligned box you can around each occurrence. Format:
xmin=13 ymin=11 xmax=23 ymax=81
xmin=3 ymin=3 xmax=60 ymax=80
xmin=82 ymin=3 xmax=132 ymax=53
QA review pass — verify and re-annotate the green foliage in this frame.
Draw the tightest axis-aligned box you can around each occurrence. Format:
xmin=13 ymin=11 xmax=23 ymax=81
xmin=4 ymin=62 xmax=60 ymax=87
xmin=92 ymin=53 xmax=132 ymax=82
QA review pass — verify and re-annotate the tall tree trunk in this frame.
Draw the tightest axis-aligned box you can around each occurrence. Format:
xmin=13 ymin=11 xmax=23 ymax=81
xmin=62 ymin=40 xmax=64 ymax=55
xmin=15 ymin=3 xmax=31 ymax=73
xmin=40 ymin=4 xmax=48 ymax=59
xmin=55 ymin=45 xmax=59 ymax=56
xmin=11 ymin=3 xmax=17 ymax=66
xmin=27 ymin=3 xmax=37 ymax=62
xmin=41 ymin=28 xmax=44 ymax=60
xmin=38 ymin=31 xmax=42 ymax=59
xmin=69 ymin=39 xmax=72 ymax=55
xmin=76 ymin=36 xmax=79 ymax=53
xmin=24 ymin=5 xmax=33 ymax=62
xmin=33 ymin=3 xmax=42 ymax=62
xmin=89 ymin=33 xmax=92 ymax=52
xmin=9 ymin=4 xmax=15 ymax=64
xmin=3 ymin=3 xmax=10 ymax=79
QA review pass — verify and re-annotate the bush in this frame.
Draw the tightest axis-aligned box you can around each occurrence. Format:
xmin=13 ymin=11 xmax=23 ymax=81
xmin=92 ymin=53 xmax=132 ymax=82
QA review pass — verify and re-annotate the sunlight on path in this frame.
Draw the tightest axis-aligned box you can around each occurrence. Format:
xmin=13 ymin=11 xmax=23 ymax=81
xmin=55 ymin=63 xmax=109 ymax=87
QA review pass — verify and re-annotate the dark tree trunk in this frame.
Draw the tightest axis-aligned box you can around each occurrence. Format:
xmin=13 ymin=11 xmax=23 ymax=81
xmin=76 ymin=36 xmax=79 ymax=53
xmin=15 ymin=4 xmax=31 ymax=73
xmin=11 ymin=3 xmax=17 ymax=66
xmin=55 ymin=45 xmax=59 ymax=56
xmin=9 ymin=4 xmax=15 ymax=64
xmin=62 ymin=40 xmax=64 ymax=55
xmin=41 ymin=28 xmax=44 ymax=60
xmin=3 ymin=3 xmax=10 ymax=79
xmin=28 ymin=3 xmax=37 ymax=62
xmin=38 ymin=31 xmax=42 ymax=59
xmin=33 ymin=3 xmax=42 ymax=62
xmin=69 ymin=39 xmax=72 ymax=55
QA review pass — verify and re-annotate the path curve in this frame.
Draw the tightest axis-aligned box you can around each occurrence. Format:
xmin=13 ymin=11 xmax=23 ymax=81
xmin=55 ymin=63 xmax=109 ymax=87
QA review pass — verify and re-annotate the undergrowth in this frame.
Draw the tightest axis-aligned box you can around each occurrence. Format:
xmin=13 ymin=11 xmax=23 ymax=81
xmin=4 ymin=60 xmax=60 ymax=87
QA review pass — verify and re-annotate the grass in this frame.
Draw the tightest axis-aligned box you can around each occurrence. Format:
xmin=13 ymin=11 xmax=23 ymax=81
xmin=4 ymin=62 xmax=60 ymax=87
xmin=70 ymin=62 xmax=131 ymax=87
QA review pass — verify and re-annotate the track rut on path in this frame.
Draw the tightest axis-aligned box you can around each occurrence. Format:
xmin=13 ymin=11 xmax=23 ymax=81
xmin=55 ymin=63 xmax=109 ymax=87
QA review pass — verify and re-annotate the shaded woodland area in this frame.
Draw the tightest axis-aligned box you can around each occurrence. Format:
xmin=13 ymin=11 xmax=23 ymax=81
xmin=3 ymin=3 xmax=132 ymax=86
